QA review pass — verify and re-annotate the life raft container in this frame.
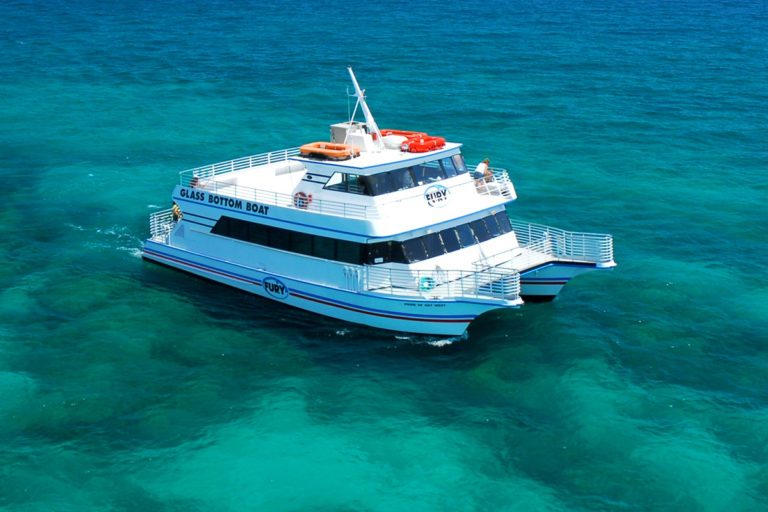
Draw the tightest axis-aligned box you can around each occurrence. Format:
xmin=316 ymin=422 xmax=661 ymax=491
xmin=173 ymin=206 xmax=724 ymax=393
xmin=299 ymin=142 xmax=360 ymax=160
xmin=380 ymin=129 xmax=446 ymax=153
xmin=380 ymin=129 xmax=426 ymax=139
xmin=293 ymin=191 xmax=313 ymax=209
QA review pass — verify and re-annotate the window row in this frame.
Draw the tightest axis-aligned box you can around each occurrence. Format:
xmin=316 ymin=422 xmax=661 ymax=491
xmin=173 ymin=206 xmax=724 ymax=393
xmin=324 ymin=155 xmax=468 ymax=196
xmin=209 ymin=211 xmax=513 ymax=265
xmin=372 ymin=212 xmax=513 ymax=263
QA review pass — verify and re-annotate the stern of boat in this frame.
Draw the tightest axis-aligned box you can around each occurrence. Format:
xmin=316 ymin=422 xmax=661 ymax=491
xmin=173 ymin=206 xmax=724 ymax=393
xmin=145 ymin=207 xmax=176 ymax=247
xmin=510 ymin=220 xmax=615 ymax=301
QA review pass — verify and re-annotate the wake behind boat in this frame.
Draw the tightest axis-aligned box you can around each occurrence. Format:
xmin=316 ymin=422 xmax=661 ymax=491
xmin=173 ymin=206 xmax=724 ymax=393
xmin=143 ymin=68 xmax=615 ymax=335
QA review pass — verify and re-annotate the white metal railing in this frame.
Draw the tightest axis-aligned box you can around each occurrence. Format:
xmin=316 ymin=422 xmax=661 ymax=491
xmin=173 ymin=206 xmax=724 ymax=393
xmin=510 ymin=220 xmax=614 ymax=265
xmin=179 ymin=148 xmax=302 ymax=186
xmin=470 ymin=220 xmax=614 ymax=275
xmin=184 ymin=180 xmax=376 ymax=219
xmin=174 ymin=148 xmax=515 ymax=220
xmin=473 ymin=168 xmax=515 ymax=199
xmin=499 ymin=220 xmax=614 ymax=267
xmin=364 ymin=265 xmax=520 ymax=301
xmin=149 ymin=208 xmax=175 ymax=242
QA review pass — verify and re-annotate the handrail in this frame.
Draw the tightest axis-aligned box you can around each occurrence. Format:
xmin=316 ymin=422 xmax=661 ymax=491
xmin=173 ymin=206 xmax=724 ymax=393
xmin=179 ymin=148 xmax=302 ymax=185
xmin=474 ymin=168 xmax=515 ymax=199
xmin=510 ymin=220 xmax=614 ymax=266
xmin=474 ymin=220 xmax=615 ymax=270
xmin=364 ymin=265 xmax=520 ymax=302
xmin=174 ymin=146 xmax=516 ymax=221
xmin=149 ymin=208 xmax=175 ymax=242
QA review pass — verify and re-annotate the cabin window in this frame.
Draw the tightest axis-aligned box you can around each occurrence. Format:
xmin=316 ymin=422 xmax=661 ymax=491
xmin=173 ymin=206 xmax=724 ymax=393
xmin=211 ymin=216 xmax=230 ymax=237
xmin=484 ymin=215 xmax=502 ymax=238
xmin=347 ymin=174 xmax=367 ymax=195
xmin=249 ymin=222 xmax=270 ymax=245
xmin=325 ymin=173 xmax=371 ymax=195
xmin=452 ymin=154 xmax=468 ymax=174
xmin=209 ymin=210 xmax=509 ymax=266
xmin=313 ymin=236 xmax=336 ymax=260
xmin=291 ymin=231 xmax=313 ymax=255
xmin=440 ymin=158 xmax=457 ymax=178
xmin=367 ymin=241 xmax=389 ymax=264
xmin=403 ymin=238 xmax=428 ymax=263
xmin=455 ymin=224 xmax=476 ymax=247
xmin=390 ymin=167 xmax=416 ymax=191
xmin=325 ymin=172 xmax=346 ymax=191
xmin=439 ymin=228 xmax=461 ymax=252
xmin=413 ymin=163 xmax=445 ymax=185
xmin=422 ymin=232 xmax=445 ymax=258
xmin=470 ymin=219 xmax=492 ymax=242
xmin=322 ymin=153 xmax=468 ymax=197
xmin=270 ymin=228 xmax=291 ymax=250
xmin=495 ymin=212 xmax=513 ymax=233
xmin=389 ymin=242 xmax=409 ymax=264
xmin=365 ymin=173 xmax=394 ymax=195
xmin=336 ymin=240 xmax=362 ymax=264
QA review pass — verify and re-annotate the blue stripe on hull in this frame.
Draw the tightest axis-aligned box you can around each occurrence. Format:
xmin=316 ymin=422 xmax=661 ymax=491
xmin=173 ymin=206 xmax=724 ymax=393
xmin=142 ymin=242 xmax=490 ymax=331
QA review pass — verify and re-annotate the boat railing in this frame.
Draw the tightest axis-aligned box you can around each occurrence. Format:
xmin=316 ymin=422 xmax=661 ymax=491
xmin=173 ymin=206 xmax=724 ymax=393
xmin=177 ymin=148 xmax=378 ymax=218
xmin=511 ymin=220 xmax=615 ymax=266
xmin=364 ymin=265 xmax=520 ymax=301
xmin=477 ymin=220 xmax=615 ymax=269
xmin=185 ymin=180 xmax=375 ymax=219
xmin=472 ymin=167 xmax=515 ymax=199
xmin=178 ymin=148 xmax=302 ymax=186
xmin=174 ymin=149 xmax=516 ymax=220
xmin=149 ymin=208 xmax=175 ymax=243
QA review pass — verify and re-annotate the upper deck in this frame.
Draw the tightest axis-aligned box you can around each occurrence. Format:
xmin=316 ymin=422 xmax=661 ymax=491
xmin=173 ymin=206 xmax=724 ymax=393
xmin=291 ymin=142 xmax=463 ymax=175
xmin=176 ymin=146 xmax=516 ymax=230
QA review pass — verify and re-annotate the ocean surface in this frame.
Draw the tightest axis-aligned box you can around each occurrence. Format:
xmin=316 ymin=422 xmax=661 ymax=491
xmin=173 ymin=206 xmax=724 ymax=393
xmin=1 ymin=0 xmax=767 ymax=510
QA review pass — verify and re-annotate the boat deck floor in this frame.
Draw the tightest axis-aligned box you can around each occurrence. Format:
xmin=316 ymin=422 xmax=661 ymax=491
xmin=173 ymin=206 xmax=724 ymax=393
xmin=206 ymin=162 xmax=308 ymax=197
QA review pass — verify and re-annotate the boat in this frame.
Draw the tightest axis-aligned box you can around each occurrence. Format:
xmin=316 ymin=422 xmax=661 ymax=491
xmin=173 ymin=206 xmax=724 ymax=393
xmin=142 ymin=68 xmax=616 ymax=336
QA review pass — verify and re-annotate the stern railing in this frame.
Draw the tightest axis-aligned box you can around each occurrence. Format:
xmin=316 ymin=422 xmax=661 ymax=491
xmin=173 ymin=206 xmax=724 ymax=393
xmin=365 ymin=265 xmax=520 ymax=302
xmin=471 ymin=220 xmax=615 ymax=273
xmin=149 ymin=208 xmax=175 ymax=242
xmin=510 ymin=220 xmax=614 ymax=266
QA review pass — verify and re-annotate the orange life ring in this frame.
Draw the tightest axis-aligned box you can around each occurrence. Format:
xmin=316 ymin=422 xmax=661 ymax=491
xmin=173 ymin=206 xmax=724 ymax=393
xmin=293 ymin=192 xmax=312 ymax=209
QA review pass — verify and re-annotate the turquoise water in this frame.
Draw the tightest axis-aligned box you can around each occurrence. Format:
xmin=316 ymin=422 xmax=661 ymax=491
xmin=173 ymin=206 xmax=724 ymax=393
xmin=2 ymin=0 xmax=767 ymax=510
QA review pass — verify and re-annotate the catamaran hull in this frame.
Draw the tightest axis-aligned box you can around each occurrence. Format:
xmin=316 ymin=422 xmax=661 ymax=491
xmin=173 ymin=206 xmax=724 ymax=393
xmin=143 ymin=240 xmax=520 ymax=336
xmin=519 ymin=262 xmax=603 ymax=302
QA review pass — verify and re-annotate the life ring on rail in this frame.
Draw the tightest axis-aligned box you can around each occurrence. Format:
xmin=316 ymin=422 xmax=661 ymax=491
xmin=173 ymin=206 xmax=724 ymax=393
xmin=419 ymin=276 xmax=436 ymax=292
xmin=293 ymin=192 xmax=313 ymax=209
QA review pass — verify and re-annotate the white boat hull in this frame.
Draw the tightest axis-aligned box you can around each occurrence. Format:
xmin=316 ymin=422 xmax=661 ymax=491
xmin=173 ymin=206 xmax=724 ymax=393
xmin=143 ymin=240 xmax=518 ymax=336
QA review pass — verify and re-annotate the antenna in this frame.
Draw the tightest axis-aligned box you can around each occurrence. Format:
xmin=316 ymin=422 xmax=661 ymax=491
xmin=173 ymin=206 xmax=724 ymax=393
xmin=347 ymin=67 xmax=383 ymax=150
